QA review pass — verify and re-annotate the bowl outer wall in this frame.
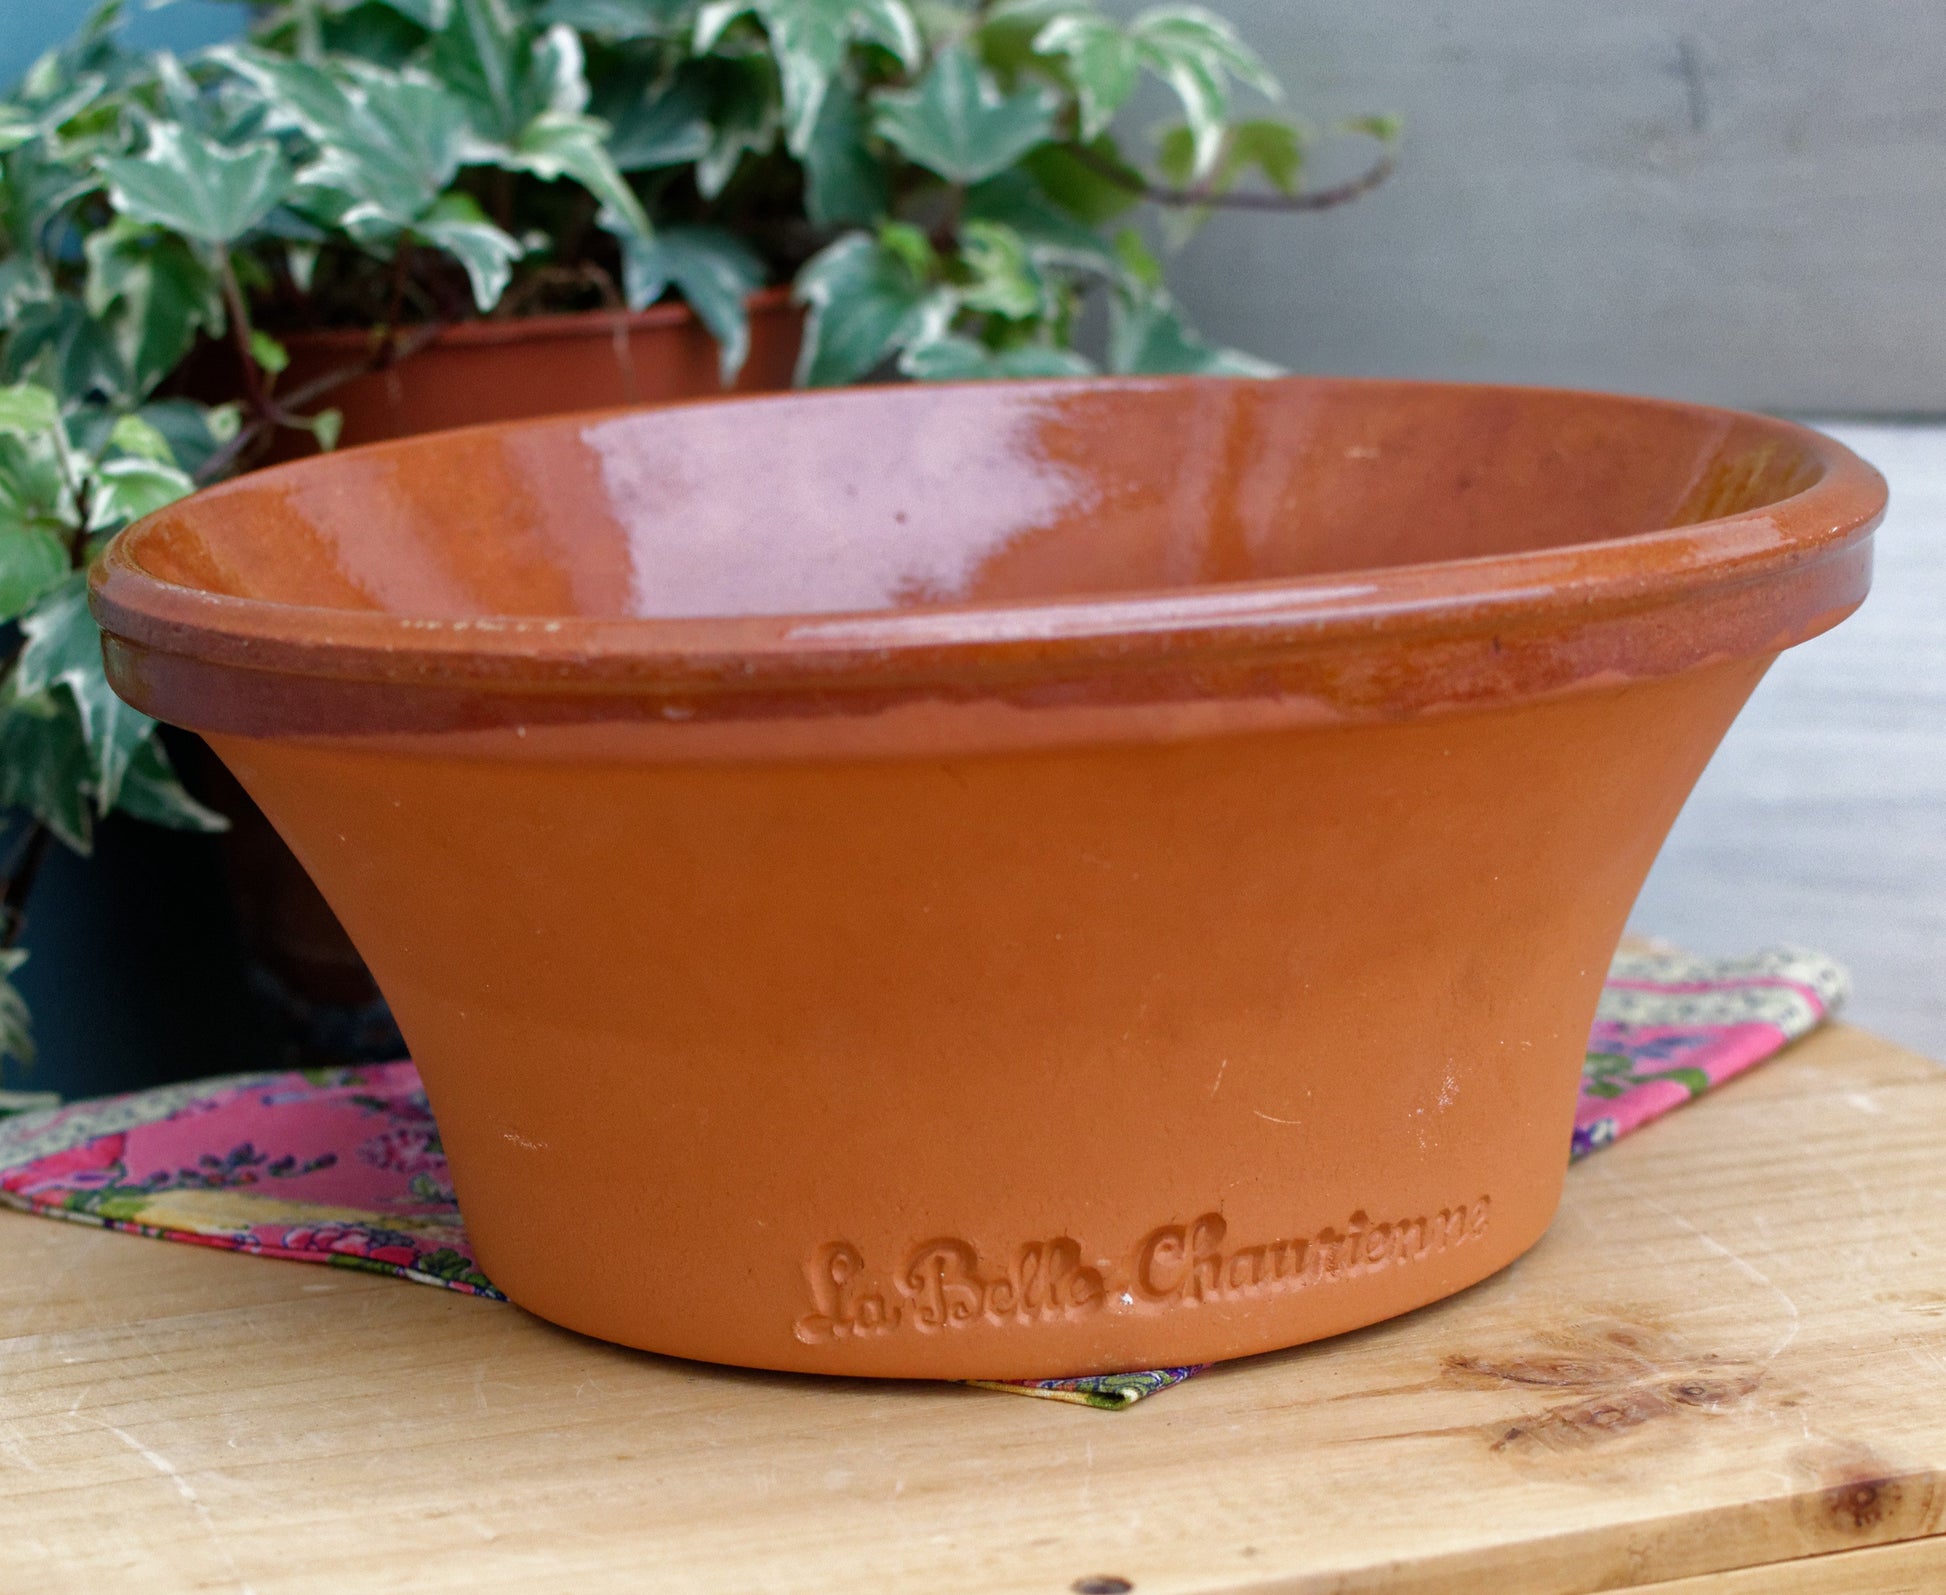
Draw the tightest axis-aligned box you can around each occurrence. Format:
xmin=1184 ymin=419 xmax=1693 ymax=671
xmin=89 ymin=378 xmax=1885 ymax=1377
xmin=209 ymin=654 xmax=1770 ymax=1379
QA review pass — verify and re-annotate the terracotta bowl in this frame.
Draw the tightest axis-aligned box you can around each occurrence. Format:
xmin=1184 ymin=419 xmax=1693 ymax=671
xmin=92 ymin=377 xmax=1885 ymax=1380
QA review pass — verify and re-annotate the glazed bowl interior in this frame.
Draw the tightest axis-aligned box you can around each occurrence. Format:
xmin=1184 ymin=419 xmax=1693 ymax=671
xmin=120 ymin=377 xmax=1838 ymax=626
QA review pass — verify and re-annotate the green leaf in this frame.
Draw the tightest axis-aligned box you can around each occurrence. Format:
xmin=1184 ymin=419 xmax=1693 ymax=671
xmin=1033 ymin=13 xmax=1139 ymax=141
xmin=875 ymin=220 xmax=934 ymax=281
xmin=2 ymin=297 xmax=130 ymax=406
xmin=596 ymin=66 xmax=712 ymax=170
xmin=89 ymin=455 xmax=195 ymax=529
xmin=411 ymin=193 xmax=525 ymax=311
xmin=1112 ymin=227 xmax=1162 ymax=290
xmin=1130 ymin=4 xmax=1278 ymax=181
xmin=899 ymin=335 xmax=1092 ymax=382
xmin=1343 ymin=112 xmax=1402 ymax=144
xmin=540 ymin=0 xmax=696 ymax=38
xmin=872 ymin=46 xmax=1056 ymax=187
xmin=966 ymin=169 xmax=1122 ymax=278
xmin=506 ymin=111 xmax=653 ymax=241
xmin=369 ymin=0 xmax=454 ymax=28
xmin=430 ymin=0 xmax=525 ymax=142
xmin=618 ymin=225 xmax=765 ymax=380
xmin=0 ymin=104 xmax=38 ymax=155
xmin=0 ymin=946 xmax=33 ymax=1072
xmin=83 ymin=220 xmax=223 ymax=397
xmin=106 ymin=413 xmax=174 ymax=464
xmin=0 ymin=426 xmax=76 ymax=567
xmin=249 ymin=329 xmax=291 ymax=376
xmin=97 ymin=124 xmax=292 ymax=247
xmin=801 ymin=86 xmax=887 ymax=227
xmin=792 ymin=231 xmax=952 ymax=388
xmin=0 ymin=255 xmax=54 ymax=323
xmin=711 ymin=0 xmax=920 ymax=156
xmin=224 ymin=52 xmax=473 ymax=233
xmin=957 ymin=219 xmax=1043 ymax=321
xmin=1108 ymin=287 xmax=1280 ymax=377
xmin=16 ymin=576 xmax=153 ymax=813
xmin=692 ymin=53 xmax=779 ymax=198
xmin=113 ymin=732 xmax=227 ymax=833
xmin=0 ymin=385 xmax=60 ymax=437
xmin=1230 ymin=118 xmax=1303 ymax=192
xmin=0 ymin=674 xmax=95 ymax=853
xmin=0 ymin=526 xmax=69 ymax=623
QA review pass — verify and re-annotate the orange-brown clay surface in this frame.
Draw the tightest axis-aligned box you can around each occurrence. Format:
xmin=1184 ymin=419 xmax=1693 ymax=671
xmin=91 ymin=377 xmax=1886 ymax=1378
xmin=271 ymin=289 xmax=802 ymax=454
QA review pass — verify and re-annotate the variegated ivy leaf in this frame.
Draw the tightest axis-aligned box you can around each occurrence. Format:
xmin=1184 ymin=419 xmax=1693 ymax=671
xmin=1107 ymin=286 xmax=1280 ymax=378
xmin=88 ymin=454 xmax=195 ymax=531
xmin=0 ymin=523 xmax=68 ymax=625
xmin=0 ymin=946 xmax=33 ymax=1072
xmin=594 ymin=60 xmax=712 ymax=170
xmin=431 ymin=0 xmax=528 ymax=142
xmin=96 ymin=124 xmax=292 ymax=248
xmin=540 ymin=0 xmax=698 ymax=40
xmin=106 ymin=412 xmax=176 ymax=464
xmin=957 ymin=220 xmax=1044 ymax=322
xmin=16 ymin=576 xmax=155 ymax=814
xmin=0 ymin=103 xmax=37 ymax=155
xmin=0 ymin=674 xmax=94 ymax=853
xmin=699 ymin=0 xmax=920 ymax=157
xmin=83 ymin=218 xmax=224 ymax=398
xmin=0 ymin=384 xmax=61 ymax=437
xmin=801 ymin=87 xmax=886 ymax=227
xmin=220 ymin=51 xmax=473 ymax=233
xmin=1032 ymin=13 xmax=1139 ymax=142
xmin=871 ymin=46 xmax=1056 ymax=187
xmin=109 ymin=732 xmax=226 ymax=833
xmin=692 ymin=53 xmax=780 ymax=199
xmin=504 ymin=111 xmax=653 ymax=242
xmin=617 ymin=224 xmax=765 ymax=379
xmin=412 ymin=193 xmax=528 ymax=310
xmin=792 ymin=231 xmax=954 ymax=388
xmin=899 ymin=335 xmax=1093 ymax=381
xmin=1129 ymin=4 xmax=1279 ymax=181
xmin=965 ymin=169 xmax=1122 ymax=280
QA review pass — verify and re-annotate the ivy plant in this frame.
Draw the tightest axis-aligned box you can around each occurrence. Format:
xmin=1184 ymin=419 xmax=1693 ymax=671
xmin=0 ymin=0 xmax=1394 ymax=1072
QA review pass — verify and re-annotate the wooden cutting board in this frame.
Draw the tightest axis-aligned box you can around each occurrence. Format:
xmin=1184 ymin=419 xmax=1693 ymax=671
xmin=2 ymin=1022 xmax=1943 ymax=1593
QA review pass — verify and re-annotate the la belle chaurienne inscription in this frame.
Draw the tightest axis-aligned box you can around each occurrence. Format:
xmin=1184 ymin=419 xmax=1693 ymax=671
xmin=793 ymin=1199 xmax=1492 ymax=1344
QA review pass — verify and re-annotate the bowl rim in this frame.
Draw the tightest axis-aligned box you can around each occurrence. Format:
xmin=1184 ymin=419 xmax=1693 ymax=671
xmin=91 ymin=374 xmax=1888 ymax=699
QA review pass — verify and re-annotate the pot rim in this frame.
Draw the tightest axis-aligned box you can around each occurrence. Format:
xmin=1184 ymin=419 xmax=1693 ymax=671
xmin=92 ymin=375 xmax=1887 ymax=703
xmin=274 ymin=285 xmax=799 ymax=355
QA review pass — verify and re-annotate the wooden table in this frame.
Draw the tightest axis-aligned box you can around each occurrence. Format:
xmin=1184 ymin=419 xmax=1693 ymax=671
xmin=3 ymin=1024 xmax=1944 ymax=1594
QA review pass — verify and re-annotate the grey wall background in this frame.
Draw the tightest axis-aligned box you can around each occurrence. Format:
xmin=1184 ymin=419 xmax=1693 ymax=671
xmin=1164 ymin=2 xmax=1946 ymax=413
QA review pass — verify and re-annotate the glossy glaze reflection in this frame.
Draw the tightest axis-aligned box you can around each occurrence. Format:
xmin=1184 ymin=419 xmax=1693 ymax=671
xmin=90 ymin=377 xmax=1886 ymax=1379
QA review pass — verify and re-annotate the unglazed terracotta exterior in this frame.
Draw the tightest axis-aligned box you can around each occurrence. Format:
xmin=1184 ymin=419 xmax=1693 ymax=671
xmin=273 ymin=288 xmax=801 ymax=452
xmin=91 ymin=378 xmax=1885 ymax=1380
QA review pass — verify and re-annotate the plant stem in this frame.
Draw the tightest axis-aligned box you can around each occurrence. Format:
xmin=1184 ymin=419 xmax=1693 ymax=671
xmin=1072 ymin=144 xmax=1397 ymax=213
xmin=218 ymin=250 xmax=271 ymax=421
xmin=192 ymin=320 xmax=447 ymax=486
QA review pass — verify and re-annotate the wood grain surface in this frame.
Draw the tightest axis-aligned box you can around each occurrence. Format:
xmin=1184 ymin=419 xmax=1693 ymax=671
xmin=3 ymin=1023 xmax=1944 ymax=1593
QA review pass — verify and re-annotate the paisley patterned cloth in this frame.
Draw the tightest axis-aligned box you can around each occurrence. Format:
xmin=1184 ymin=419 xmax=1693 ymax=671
xmin=0 ymin=945 xmax=1845 ymax=1411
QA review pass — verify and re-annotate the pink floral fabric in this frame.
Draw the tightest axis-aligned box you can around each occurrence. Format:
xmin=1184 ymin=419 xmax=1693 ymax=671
xmin=0 ymin=945 xmax=1846 ymax=1409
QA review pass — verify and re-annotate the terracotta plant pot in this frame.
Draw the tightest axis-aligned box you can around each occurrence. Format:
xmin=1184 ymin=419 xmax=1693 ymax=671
xmin=274 ymin=288 xmax=804 ymax=452
xmin=212 ymin=291 xmax=803 ymax=1045
xmin=92 ymin=377 xmax=1885 ymax=1380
